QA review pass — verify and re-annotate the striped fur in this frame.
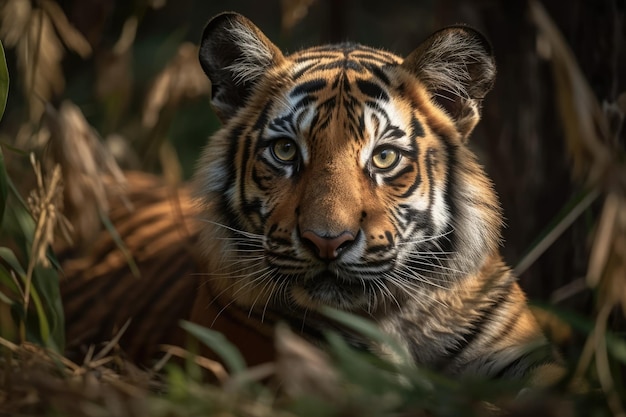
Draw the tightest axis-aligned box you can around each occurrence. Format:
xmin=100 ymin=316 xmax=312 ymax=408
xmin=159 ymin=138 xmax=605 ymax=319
xmin=61 ymin=13 xmax=560 ymax=384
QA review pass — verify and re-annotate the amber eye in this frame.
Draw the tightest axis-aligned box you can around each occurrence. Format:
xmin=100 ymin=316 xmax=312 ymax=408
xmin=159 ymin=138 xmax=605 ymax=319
xmin=271 ymin=138 xmax=298 ymax=162
xmin=372 ymin=147 xmax=400 ymax=170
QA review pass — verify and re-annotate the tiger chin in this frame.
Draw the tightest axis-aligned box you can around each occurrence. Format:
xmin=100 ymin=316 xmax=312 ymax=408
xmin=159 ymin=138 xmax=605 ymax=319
xmin=186 ymin=12 xmax=563 ymax=387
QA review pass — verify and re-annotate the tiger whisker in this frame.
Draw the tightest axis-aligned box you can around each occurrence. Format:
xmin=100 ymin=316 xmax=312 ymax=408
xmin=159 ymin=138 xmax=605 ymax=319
xmin=392 ymin=266 xmax=450 ymax=290
xmin=396 ymin=229 xmax=454 ymax=246
xmin=198 ymin=259 xmax=268 ymax=277
xmin=401 ymin=258 xmax=467 ymax=275
xmin=384 ymin=273 xmax=449 ymax=309
xmin=197 ymin=218 xmax=264 ymax=240
xmin=209 ymin=267 xmax=275 ymax=327
xmin=248 ymin=269 xmax=280 ymax=320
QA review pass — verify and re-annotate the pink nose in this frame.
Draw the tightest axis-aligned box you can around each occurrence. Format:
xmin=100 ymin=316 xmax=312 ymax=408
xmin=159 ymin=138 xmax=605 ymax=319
xmin=301 ymin=230 xmax=355 ymax=260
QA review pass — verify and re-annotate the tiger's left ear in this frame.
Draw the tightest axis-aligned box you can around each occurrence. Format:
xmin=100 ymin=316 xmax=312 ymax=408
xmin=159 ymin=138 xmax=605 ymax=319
xmin=199 ymin=12 xmax=285 ymax=122
xmin=402 ymin=26 xmax=496 ymax=141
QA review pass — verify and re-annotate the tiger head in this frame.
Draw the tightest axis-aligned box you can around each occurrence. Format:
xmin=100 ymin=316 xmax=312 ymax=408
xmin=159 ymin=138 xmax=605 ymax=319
xmin=194 ymin=13 xmax=501 ymax=314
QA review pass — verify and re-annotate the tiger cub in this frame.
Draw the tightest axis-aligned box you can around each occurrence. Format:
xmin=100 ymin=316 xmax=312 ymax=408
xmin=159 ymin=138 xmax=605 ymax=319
xmin=188 ymin=12 xmax=562 ymax=385
xmin=60 ymin=12 xmax=561 ymax=385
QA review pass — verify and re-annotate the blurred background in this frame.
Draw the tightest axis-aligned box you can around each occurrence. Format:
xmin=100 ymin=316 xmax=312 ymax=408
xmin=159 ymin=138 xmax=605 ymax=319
xmin=0 ymin=0 xmax=624 ymax=348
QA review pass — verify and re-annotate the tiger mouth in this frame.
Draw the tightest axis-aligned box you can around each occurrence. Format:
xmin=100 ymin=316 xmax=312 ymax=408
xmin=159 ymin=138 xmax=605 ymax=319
xmin=293 ymin=270 xmax=371 ymax=309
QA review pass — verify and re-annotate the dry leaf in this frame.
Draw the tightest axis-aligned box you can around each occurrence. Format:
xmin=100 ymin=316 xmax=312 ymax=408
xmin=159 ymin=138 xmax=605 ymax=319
xmin=274 ymin=324 xmax=341 ymax=402
xmin=530 ymin=0 xmax=613 ymax=184
xmin=43 ymin=101 xmax=128 ymax=246
xmin=586 ymin=192 xmax=620 ymax=288
xmin=142 ymin=42 xmax=211 ymax=130
xmin=1 ymin=0 xmax=91 ymax=122
xmin=27 ymin=154 xmax=72 ymax=266
xmin=39 ymin=0 xmax=92 ymax=58
xmin=0 ymin=0 xmax=32 ymax=46
xmin=141 ymin=42 xmax=211 ymax=183
xmin=18 ymin=8 xmax=65 ymax=122
xmin=281 ymin=0 xmax=317 ymax=33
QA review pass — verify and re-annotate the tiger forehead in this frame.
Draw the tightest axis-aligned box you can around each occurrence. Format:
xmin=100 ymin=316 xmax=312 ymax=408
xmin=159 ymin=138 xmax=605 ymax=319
xmin=259 ymin=43 xmax=425 ymax=155
xmin=290 ymin=43 xmax=402 ymax=70
xmin=287 ymin=43 xmax=403 ymax=86
xmin=266 ymin=44 xmax=412 ymax=130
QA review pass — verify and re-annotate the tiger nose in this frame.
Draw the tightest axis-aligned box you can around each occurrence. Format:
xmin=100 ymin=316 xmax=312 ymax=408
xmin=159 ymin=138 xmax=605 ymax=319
xmin=301 ymin=230 xmax=355 ymax=261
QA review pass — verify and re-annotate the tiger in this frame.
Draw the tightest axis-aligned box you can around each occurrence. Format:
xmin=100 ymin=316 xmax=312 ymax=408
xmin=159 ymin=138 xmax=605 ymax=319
xmin=60 ymin=12 xmax=563 ymax=386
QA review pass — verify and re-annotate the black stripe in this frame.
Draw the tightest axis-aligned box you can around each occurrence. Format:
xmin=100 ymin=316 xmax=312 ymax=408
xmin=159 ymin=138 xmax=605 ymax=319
xmin=490 ymin=304 xmax=523 ymax=344
xmin=225 ymin=124 xmax=245 ymax=192
xmin=425 ymin=148 xmax=437 ymax=215
xmin=252 ymin=104 xmax=271 ymax=131
xmin=365 ymin=244 xmax=394 ymax=255
xmin=436 ymin=284 xmax=513 ymax=367
xmin=441 ymin=139 xmax=459 ymax=256
xmin=294 ymin=53 xmax=341 ymax=63
xmin=292 ymin=62 xmax=317 ymax=80
xmin=364 ymin=63 xmax=391 ymax=85
xmin=351 ymin=51 xmax=397 ymax=64
xmin=290 ymin=79 xmax=327 ymax=97
xmin=382 ymin=125 xmax=405 ymax=140
xmin=385 ymin=231 xmax=394 ymax=245
xmin=251 ymin=165 xmax=274 ymax=191
xmin=239 ymin=133 xmax=252 ymax=214
xmin=355 ymin=79 xmax=389 ymax=101
xmin=383 ymin=165 xmax=414 ymax=185
xmin=494 ymin=344 xmax=556 ymax=379
xmin=314 ymin=60 xmax=367 ymax=73
xmin=398 ymin=160 xmax=420 ymax=199
xmin=411 ymin=115 xmax=425 ymax=138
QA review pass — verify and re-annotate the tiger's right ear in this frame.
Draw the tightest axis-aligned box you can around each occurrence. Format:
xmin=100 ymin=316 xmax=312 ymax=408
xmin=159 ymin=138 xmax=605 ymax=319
xmin=199 ymin=12 xmax=285 ymax=122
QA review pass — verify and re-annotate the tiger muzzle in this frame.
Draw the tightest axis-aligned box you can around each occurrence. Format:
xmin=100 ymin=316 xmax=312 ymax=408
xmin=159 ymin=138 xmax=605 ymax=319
xmin=300 ymin=230 xmax=356 ymax=260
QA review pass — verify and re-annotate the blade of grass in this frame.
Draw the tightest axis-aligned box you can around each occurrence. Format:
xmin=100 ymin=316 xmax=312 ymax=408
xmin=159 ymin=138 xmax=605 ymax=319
xmin=0 ymin=247 xmax=26 ymax=277
xmin=586 ymin=192 xmax=619 ymax=288
xmin=99 ymin=210 xmax=140 ymax=278
xmin=0 ymin=40 xmax=8 ymax=121
xmin=319 ymin=306 xmax=411 ymax=366
xmin=514 ymin=187 xmax=600 ymax=276
xmin=26 ymin=277 xmax=51 ymax=346
xmin=0 ymin=246 xmax=53 ymax=347
xmin=31 ymin=264 xmax=64 ymax=351
xmin=180 ymin=320 xmax=246 ymax=375
xmin=0 ymin=148 xmax=7 ymax=226
xmin=0 ymin=263 xmax=19 ymax=304
xmin=2 ymin=198 xmax=64 ymax=350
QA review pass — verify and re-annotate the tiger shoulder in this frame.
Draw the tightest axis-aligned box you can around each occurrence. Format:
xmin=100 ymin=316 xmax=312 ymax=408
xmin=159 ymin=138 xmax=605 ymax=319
xmin=60 ymin=11 xmax=564 ymax=388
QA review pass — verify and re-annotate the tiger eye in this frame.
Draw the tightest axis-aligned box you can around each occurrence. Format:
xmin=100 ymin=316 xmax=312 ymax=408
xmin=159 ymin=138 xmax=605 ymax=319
xmin=372 ymin=147 xmax=400 ymax=170
xmin=272 ymin=138 xmax=297 ymax=162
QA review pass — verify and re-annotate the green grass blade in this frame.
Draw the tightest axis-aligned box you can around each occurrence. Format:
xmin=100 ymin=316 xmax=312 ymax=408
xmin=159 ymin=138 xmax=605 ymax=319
xmin=0 ymin=246 xmax=26 ymax=276
xmin=514 ymin=187 xmax=600 ymax=276
xmin=99 ymin=210 xmax=140 ymax=278
xmin=0 ymin=148 xmax=7 ymax=227
xmin=26 ymin=279 xmax=51 ymax=346
xmin=320 ymin=306 xmax=412 ymax=365
xmin=31 ymin=264 xmax=65 ymax=351
xmin=179 ymin=320 xmax=246 ymax=375
xmin=0 ymin=40 xmax=8 ymax=121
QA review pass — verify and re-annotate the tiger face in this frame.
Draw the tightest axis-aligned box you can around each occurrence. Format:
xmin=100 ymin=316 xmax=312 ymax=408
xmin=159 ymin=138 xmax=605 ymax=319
xmin=195 ymin=13 xmax=501 ymax=315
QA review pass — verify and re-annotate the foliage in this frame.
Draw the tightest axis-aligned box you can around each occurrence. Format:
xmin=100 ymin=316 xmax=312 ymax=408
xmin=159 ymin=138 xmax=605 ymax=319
xmin=0 ymin=40 xmax=65 ymax=352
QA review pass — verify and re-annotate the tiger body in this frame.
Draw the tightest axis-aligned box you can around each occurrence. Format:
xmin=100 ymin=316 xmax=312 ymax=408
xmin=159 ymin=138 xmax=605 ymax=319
xmin=62 ymin=13 xmax=560 ymax=384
